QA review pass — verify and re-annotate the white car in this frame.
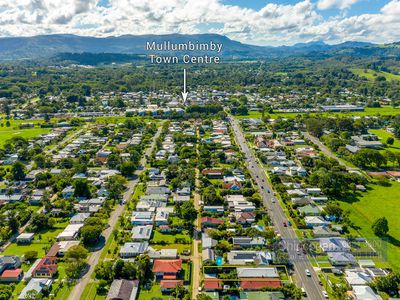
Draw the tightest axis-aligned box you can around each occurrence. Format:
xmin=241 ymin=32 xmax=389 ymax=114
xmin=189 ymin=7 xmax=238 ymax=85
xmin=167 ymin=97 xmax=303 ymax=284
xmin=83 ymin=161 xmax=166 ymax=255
xmin=271 ymin=198 xmax=276 ymax=203
xmin=322 ymin=291 xmax=329 ymax=298
xmin=305 ymin=269 xmax=311 ymax=277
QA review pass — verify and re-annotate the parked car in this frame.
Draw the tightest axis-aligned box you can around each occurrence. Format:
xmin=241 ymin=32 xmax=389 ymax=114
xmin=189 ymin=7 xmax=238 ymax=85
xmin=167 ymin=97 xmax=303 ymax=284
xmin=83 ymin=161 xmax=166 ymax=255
xmin=322 ymin=291 xmax=329 ymax=298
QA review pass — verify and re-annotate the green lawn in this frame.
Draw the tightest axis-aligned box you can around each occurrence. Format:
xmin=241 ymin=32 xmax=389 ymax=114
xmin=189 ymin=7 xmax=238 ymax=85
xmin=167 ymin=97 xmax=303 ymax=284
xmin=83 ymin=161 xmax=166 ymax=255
xmin=350 ymin=68 xmax=400 ymax=81
xmin=340 ymin=182 xmax=400 ymax=270
xmin=369 ymin=129 xmax=400 ymax=153
xmin=1 ymin=219 xmax=69 ymax=257
xmin=152 ymin=243 xmax=191 ymax=254
xmin=138 ymin=283 xmax=168 ymax=300
xmin=0 ymin=125 xmax=51 ymax=148
xmin=151 ymin=230 xmax=191 ymax=244
xmin=235 ymin=106 xmax=400 ymax=120
xmin=80 ymin=281 xmax=107 ymax=300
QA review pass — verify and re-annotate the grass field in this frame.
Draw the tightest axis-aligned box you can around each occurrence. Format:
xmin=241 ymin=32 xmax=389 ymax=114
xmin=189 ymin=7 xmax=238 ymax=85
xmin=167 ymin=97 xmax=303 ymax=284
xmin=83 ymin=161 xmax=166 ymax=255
xmin=151 ymin=230 xmax=191 ymax=244
xmin=138 ymin=283 xmax=168 ymax=300
xmin=340 ymin=182 xmax=400 ymax=270
xmin=350 ymin=68 xmax=400 ymax=81
xmin=1 ymin=219 xmax=69 ymax=257
xmin=0 ymin=125 xmax=51 ymax=148
xmin=369 ymin=129 xmax=400 ymax=153
xmin=235 ymin=106 xmax=400 ymax=120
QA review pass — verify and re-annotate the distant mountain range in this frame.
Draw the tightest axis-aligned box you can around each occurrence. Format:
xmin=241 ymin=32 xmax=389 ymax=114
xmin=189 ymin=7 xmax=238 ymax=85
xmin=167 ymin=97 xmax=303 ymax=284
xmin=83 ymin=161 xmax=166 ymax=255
xmin=0 ymin=33 xmax=398 ymax=62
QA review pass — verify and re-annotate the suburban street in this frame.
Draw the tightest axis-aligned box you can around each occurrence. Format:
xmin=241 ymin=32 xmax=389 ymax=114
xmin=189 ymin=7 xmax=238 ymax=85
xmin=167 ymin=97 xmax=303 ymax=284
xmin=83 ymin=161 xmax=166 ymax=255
xmin=229 ymin=116 xmax=325 ymax=300
xmin=68 ymin=123 xmax=164 ymax=300
xmin=191 ymin=128 xmax=202 ymax=299
xmin=303 ymin=131 xmax=358 ymax=172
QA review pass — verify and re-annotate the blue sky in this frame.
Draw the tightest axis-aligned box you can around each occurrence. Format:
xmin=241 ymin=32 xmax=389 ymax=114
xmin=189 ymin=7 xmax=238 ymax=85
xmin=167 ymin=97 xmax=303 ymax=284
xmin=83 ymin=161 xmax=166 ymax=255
xmin=0 ymin=0 xmax=399 ymax=45
xmin=221 ymin=0 xmax=386 ymax=17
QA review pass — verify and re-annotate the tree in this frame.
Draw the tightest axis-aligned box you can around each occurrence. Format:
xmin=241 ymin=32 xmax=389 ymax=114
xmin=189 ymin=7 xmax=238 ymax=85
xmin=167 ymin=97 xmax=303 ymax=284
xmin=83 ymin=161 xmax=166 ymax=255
xmin=136 ymin=255 xmax=153 ymax=283
xmin=0 ymin=284 xmax=13 ymax=300
xmin=370 ymin=272 xmax=400 ymax=297
xmin=25 ymin=289 xmax=42 ymax=300
xmin=24 ymin=251 xmax=38 ymax=261
xmin=371 ymin=217 xmax=389 ymax=236
xmin=386 ymin=137 xmax=394 ymax=145
xmin=281 ymin=283 xmax=302 ymax=300
xmin=120 ymin=161 xmax=136 ymax=177
xmin=11 ymin=160 xmax=26 ymax=180
xmin=106 ymin=175 xmax=127 ymax=200
xmin=80 ymin=225 xmax=103 ymax=245
xmin=73 ymin=179 xmax=91 ymax=199
xmin=95 ymin=261 xmax=115 ymax=282
xmin=65 ymin=245 xmax=88 ymax=261
xmin=64 ymin=245 xmax=88 ymax=279
xmin=7 ymin=211 xmax=20 ymax=233
xmin=179 ymin=201 xmax=197 ymax=224
xmin=197 ymin=294 xmax=212 ymax=300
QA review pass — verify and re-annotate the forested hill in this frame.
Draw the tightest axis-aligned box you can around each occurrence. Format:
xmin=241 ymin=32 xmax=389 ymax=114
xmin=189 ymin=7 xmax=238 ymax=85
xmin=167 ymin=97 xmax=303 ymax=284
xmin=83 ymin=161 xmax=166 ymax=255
xmin=0 ymin=33 xmax=399 ymax=62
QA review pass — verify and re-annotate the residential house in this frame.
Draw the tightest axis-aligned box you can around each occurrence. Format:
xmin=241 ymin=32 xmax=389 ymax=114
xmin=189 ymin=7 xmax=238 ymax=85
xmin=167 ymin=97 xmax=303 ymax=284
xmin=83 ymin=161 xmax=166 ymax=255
xmin=0 ymin=256 xmax=21 ymax=274
xmin=201 ymin=217 xmax=224 ymax=228
xmin=203 ymin=206 xmax=224 ymax=215
xmin=131 ymin=225 xmax=153 ymax=241
xmin=70 ymin=213 xmax=91 ymax=224
xmin=201 ymin=169 xmax=224 ymax=179
xmin=304 ymin=216 xmax=331 ymax=228
xmin=106 ymin=279 xmax=139 ymax=300
xmin=19 ymin=278 xmax=52 ymax=300
xmin=16 ymin=233 xmax=35 ymax=244
xmin=131 ymin=211 xmax=154 ymax=226
xmin=56 ymin=224 xmax=83 ymax=241
xmin=328 ymin=252 xmax=357 ymax=266
xmin=227 ymin=251 xmax=274 ymax=265
xmin=61 ymin=186 xmax=74 ymax=199
xmin=160 ymin=280 xmax=184 ymax=292
xmin=120 ymin=242 xmax=149 ymax=258
xmin=152 ymin=259 xmax=182 ymax=279
xmin=32 ymin=257 xmax=57 ymax=278
xmin=320 ymin=238 xmax=351 ymax=253
xmin=202 ymin=249 xmax=215 ymax=263
xmin=0 ymin=268 xmax=23 ymax=282
xmin=232 ymin=237 xmax=266 ymax=249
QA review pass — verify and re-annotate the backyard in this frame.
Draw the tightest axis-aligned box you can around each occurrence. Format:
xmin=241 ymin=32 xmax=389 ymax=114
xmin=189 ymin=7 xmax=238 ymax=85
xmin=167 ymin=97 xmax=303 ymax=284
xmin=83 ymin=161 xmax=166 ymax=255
xmin=340 ymin=182 xmax=400 ymax=270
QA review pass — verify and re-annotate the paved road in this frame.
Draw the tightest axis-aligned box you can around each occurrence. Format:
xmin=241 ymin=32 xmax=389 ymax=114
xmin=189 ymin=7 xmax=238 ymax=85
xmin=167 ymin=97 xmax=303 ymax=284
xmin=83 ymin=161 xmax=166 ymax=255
xmin=230 ymin=116 xmax=325 ymax=300
xmin=191 ymin=128 xmax=202 ymax=299
xmin=68 ymin=123 xmax=164 ymax=300
xmin=303 ymin=132 xmax=358 ymax=172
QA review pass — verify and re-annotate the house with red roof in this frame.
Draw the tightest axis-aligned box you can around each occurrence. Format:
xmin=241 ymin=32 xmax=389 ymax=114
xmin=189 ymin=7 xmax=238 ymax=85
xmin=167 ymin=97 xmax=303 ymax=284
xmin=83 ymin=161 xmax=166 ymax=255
xmin=204 ymin=279 xmax=222 ymax=291
xmin=0 ymin=268 xmax=23 ymax=282
xmin=201 ymin=217 xmax=224 ymax=228
xmin=32 ymin=257 xmax=57 ymax=278
xmin=222 ymin=179 xmax=242 ymax=190
xmin=201 ymin=168 xmax=224 ymax=179
xmin=152 ymin=259 xmax=182 ymax=280
xmin=160 ymin=280 xmax=183 ymax=292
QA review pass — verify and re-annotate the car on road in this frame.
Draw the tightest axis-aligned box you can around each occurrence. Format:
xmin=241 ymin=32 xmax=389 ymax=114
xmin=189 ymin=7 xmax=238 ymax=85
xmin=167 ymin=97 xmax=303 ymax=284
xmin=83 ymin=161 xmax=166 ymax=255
xmin=322 ymin=291 xmax=329 ymax=298
xmin=305 ymin=269 xmax=311 ymax=277
xmin=271 ymin=198 xmax=275 ymax=203
xmin=301 ymin=288 xmax=307 ymax=297
xmin=283 ymin=221 xmax=287 ymax=227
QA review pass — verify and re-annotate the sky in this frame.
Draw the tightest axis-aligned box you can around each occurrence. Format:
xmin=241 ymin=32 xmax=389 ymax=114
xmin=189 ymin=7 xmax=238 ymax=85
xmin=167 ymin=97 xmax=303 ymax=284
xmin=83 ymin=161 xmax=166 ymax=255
xmin=0 ymin=0 xmax=399 ymax=46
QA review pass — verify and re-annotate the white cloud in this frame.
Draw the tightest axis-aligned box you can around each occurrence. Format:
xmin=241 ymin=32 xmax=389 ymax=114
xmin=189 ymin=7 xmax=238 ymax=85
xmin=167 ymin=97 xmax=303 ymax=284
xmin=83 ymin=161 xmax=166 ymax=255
xmin=317 ymin=0 xmax=361 ymax=10
xmin=0 ymin=0 xmax=399 ymax=46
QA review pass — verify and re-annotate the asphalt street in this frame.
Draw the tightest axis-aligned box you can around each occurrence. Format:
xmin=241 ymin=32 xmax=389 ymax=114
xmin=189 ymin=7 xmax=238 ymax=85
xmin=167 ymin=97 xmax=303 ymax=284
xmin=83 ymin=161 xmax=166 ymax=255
xmin=230 ymin=116 xmax=325 ymax=300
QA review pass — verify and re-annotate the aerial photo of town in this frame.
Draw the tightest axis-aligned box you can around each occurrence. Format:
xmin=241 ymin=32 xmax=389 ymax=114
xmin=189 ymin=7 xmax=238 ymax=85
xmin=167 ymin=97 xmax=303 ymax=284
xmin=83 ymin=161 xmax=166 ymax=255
xmin=0 ymin=1 xmax=400 ymax=300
